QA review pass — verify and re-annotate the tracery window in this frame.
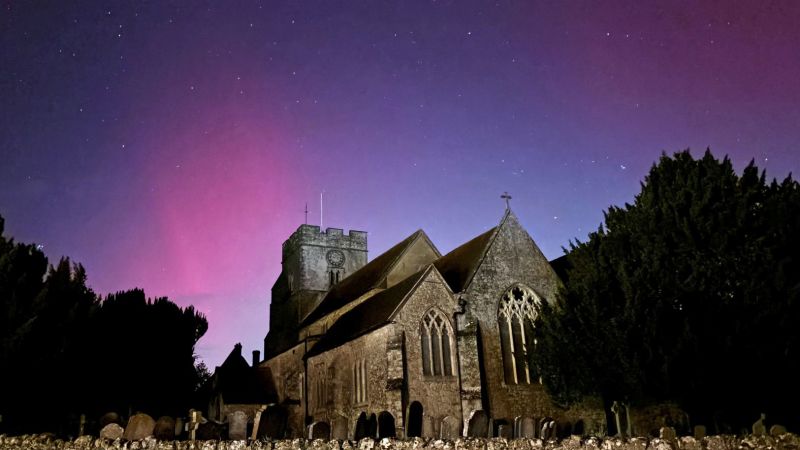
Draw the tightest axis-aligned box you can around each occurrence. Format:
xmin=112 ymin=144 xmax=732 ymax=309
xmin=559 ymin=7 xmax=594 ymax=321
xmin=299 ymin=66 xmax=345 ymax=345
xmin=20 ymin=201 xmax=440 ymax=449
xmin=420 ymin=309 xmax=454 ymax=376
xmin=498 ymin=284 xmax=540 ymax=384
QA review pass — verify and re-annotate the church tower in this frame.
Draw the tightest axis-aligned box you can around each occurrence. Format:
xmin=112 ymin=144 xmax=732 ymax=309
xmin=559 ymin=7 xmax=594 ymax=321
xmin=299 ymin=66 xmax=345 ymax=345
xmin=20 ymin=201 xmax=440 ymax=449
xmin=264 ymin=225 xmax=367 ymax=357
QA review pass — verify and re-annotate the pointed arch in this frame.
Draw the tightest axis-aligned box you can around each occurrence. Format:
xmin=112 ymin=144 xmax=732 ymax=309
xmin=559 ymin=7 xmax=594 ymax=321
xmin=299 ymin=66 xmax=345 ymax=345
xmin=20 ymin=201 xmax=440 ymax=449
xmin=420 ymin=308 xmax=455 ymax=376
xmin=498 ymin=284 xmax=541 ymax=384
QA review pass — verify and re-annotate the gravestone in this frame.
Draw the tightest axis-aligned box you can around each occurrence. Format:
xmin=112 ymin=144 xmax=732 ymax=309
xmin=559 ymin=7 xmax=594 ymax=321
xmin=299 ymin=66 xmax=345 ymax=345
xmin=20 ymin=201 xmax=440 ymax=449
xmin=441 ymin=415 xmax=461 ymax=439
xmin=174 ymin=417 xmax=184 ymax=439
xmin=770 ymin=425 xmax=787 ymax=437
xmin=573 ymin=420 xmax=585 ymax=436
xmin=752 ymin=414 xmax=766 ymax=436
xmin=154 ymin=416 xmax=176 ymax=440
xmin=497 ymin=424 xmax=512 ymax=439
xmin=228 ymin=410 xmax=248 ymax=440
xmin=187 ymin=409 xmax=205 ymax=441
xmin=513 ymin=417 xmax=523 ymax=438
xmin=99 ymin=412 xmax=121 ymax=428
xmin=659 ymin=427 xmax=676 ymax=441
xmin=309 ymin=421 xmax=331 ymax=440
xmin=331 ymin=415 xmax=348 ymax=440
xmin=421 ymin=415 xmax=434 ymax=438
xmin=521 ymin=417 xmax=537 ymax=439
xmin=693 ymin=425 xmax=706 ymax=439
xmin=99 ymin=423 xmax=124 ymax=440
xmin=251 ymin=406 xmax=266 ymax=441
xmin=123 ymin=413 xmax=156 ymax=441
xmin=467 ymin=410 xmax=488 ymax=437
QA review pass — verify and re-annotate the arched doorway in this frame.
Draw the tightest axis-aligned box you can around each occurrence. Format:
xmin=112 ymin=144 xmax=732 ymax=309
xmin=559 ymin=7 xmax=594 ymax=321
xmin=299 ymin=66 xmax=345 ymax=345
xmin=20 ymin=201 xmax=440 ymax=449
xmin=377 ymin=411 xmax=396 ymax=438
xmin=354 ymin=412 xmax=368 ymax=440
xmin=407 ymin=402 xmax=423 ymax=437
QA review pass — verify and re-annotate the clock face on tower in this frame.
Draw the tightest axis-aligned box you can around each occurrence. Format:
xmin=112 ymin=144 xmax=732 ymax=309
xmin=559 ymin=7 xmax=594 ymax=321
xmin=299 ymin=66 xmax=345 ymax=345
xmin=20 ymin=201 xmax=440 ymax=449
xmin=326 ymin=249 xmax=345 ymax=267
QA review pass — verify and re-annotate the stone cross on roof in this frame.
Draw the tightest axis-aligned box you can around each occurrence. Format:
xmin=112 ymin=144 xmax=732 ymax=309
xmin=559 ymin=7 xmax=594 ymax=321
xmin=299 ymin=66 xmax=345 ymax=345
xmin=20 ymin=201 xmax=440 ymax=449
xmin=501 ymin=192 xmax=512 ymax=209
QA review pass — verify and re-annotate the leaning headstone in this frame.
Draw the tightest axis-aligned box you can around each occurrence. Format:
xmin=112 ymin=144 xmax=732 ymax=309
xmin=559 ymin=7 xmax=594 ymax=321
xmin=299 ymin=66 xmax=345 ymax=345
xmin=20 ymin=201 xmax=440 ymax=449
xmin=251 ymin=405 xmax=267 ymax=441
xmin=520 ymin=417 xmax=537 ymax=439
xmin=770 ymin=425 xmax=788 ymax=437
xmin=309 ymin=421 xmax=331 ymax=440
xmin=442 ymin=415 xmax=461 ymax=439
xmin=154 ymin=416 xmax=176 ymax=440
xmin=752 ymin=413 xmax=767 ymax=436
xmin=467 ymin=410 xmax=488 ymax=438
xmin=228 ymin=410 xmax=248 ymax=440
xmin=123 ymin=413 xmax=156 ymax=441
xmin=693 ymin=425 xmax=706 ymax=439
xmin=174 ymin=417 xmax=184 ymax=439
xmin=99 ymin=423 xmax=124 ymax=440
xmin=659 ymin=427 xmax=676 ymax=441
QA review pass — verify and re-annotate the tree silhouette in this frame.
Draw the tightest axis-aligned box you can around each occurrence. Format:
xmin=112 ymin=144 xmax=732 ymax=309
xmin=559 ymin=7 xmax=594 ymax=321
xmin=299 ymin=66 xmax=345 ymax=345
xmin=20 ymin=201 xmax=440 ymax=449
xmin=534 ymin=150 xmax=800 ymax=432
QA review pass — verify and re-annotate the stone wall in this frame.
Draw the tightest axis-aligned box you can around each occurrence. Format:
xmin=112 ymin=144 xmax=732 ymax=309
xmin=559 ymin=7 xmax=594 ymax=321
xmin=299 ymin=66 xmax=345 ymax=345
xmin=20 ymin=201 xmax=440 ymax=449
xmin=2 ymin=433 xmax=798 ymax=450
xmin=459 ymin=212 xmax=604 ymax=430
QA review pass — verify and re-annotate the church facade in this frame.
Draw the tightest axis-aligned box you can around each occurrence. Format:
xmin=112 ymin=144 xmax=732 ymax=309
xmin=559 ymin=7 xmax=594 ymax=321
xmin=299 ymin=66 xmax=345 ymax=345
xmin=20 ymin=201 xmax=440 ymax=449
xmin=260 ymin=209 xmax=606 ymax=439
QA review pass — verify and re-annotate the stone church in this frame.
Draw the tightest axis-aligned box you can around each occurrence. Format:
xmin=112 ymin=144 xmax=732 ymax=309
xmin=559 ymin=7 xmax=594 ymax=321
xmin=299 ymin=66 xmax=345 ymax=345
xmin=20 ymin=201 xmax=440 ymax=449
xmin=259 ymin=208 xmax=606 ymax=440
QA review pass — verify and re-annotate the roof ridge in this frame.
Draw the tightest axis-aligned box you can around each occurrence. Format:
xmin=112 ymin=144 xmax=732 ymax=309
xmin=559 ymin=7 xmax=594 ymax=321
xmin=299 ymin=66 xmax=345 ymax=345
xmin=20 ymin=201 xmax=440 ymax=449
xmin=386 ymin=265 xmax=434 ymax=322
xmin=373 ymin=229 xmax=425 ymax=285
xmin=457 ymin=208 xmax=512 ymax=292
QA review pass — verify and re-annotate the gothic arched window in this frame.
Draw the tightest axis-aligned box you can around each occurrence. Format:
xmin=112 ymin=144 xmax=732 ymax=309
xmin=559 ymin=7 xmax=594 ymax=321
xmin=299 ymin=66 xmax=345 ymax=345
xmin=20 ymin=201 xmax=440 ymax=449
xmin=498 ymin=284 xmax=540 ymax=384
xmin=420 ymin=309 xmax=454 ymax=376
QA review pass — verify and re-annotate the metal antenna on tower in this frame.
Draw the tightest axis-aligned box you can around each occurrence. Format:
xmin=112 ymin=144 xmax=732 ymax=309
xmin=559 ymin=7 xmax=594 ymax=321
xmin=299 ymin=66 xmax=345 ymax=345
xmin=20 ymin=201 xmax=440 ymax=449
xmin=304 ymin=202 xmax=308 ymax=224
xmin=320 ymin=191 xmax=324 ymax=230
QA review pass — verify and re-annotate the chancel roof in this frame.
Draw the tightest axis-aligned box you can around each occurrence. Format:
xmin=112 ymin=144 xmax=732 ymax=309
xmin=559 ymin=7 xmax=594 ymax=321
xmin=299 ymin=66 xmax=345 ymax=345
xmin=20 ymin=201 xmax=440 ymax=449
xmin=301 ymin=229 xmax=433 ymax=326
xmin=305 ymin=266 xmax=432 ymax=358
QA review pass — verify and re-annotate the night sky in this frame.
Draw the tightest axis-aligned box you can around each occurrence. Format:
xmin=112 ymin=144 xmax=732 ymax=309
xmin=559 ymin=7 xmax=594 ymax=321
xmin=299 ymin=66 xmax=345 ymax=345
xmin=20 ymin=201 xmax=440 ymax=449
xmin=3 ymin=1 xmax=800 ymax=367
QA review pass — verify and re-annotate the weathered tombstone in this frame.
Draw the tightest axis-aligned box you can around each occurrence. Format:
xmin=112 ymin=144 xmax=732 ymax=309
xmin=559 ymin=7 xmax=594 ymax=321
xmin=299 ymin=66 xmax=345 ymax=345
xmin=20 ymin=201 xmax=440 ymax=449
xmin=99 ymin=423 xmax=124 ymax=440
xmin=99 ymin=412 xmax=121 ymax=428
xmin=154 ymin=416 xmax=176 ymax=440
xmin=659 ymin=427 xmax=676 ymax=441
xmin=174 ymin=417 xmax=184 ymax=439
xmin=79 ymin=414 xmax=86 ymax=436
xmin=497 ymin=424 xmax=512 ymax=439
xmin=693 ymin=425 xmax=706 ymax=439
xmin=331 ymin=415 xmax=348 ymax=440
xmin=540 ymin=420 xmax=555 ymax=441
xmin=251 ymin=405 xmax=266 ymax=441
xmin=309 ymin=421 xmax=331 ymax=440
xmin=467 ymin=410 xmax=488 ymax=438
xmin=521 ymin=417 xmax=537 ymax=439
xmin=752 ymin=413 xmax=766 ymax=436
xmin=228 ymin=410 xmax=248 ymax=440
xmin=770 ymin=425 xmax=788 ymax=437
xmin=421 ymin=415 xmax=435 ymax=438
xmin=187 ymin=409 xmax=206 ymax=441
xmin=441 ymin=415 xmax=461 ymax=439
xmin=123 ymin=413 xmax=156 ymax=441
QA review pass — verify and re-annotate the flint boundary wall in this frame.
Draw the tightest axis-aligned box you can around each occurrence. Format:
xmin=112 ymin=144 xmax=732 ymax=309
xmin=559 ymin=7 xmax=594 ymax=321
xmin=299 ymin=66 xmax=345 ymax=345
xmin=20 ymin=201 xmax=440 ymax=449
xmin=2 ymin=434 xmax=800 ymax=450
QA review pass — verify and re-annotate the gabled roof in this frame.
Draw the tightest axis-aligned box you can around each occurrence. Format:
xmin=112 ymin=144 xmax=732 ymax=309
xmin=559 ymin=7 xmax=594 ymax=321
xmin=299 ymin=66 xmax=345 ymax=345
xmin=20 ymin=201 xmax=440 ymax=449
xmin=305 ymin=266 xmax=432 ymax=358
xmin=301 ymin=229 xmax=434 ymax=326
xmin=434 ymin=209 xmax=516 ymax=293
xmin=214 ymin=344 xmax=275 ymax=404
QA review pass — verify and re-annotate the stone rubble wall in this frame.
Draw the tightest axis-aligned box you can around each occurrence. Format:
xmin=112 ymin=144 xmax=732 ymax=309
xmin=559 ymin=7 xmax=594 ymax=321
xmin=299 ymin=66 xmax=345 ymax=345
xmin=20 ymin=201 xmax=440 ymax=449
xmin=1 ymin=434 xmax=799 ymax=450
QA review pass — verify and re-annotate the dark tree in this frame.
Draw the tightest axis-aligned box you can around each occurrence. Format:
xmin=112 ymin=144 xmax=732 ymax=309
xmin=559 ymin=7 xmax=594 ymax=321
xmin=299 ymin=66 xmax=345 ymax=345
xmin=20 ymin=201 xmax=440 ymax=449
xmin=534 ymin=150 xmax=800 ymax=431
xmin=0 ymin=214 xmax=209 ymax=435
